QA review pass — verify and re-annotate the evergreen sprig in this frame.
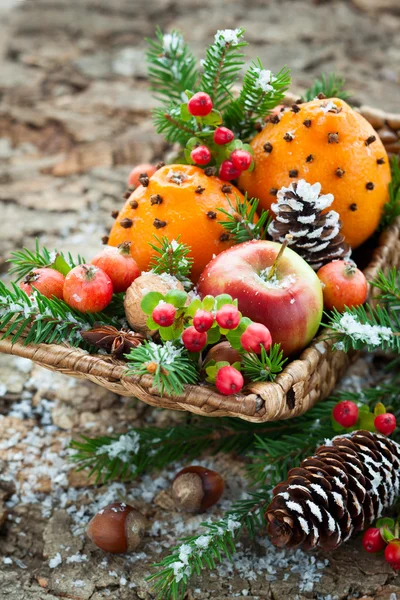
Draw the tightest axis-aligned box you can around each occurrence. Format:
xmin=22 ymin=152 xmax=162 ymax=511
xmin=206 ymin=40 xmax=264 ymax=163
xmin=200 ymin=28 xmax=247 ymax=109
xmin=302 ymin=72 xmax=350 ymax=102
xmin=7 ymin=239 xmax=85 ymax=281
xmin=149 ymin=236 xmax=193 ymax=290
xmin=371 ymin=267 xmax=400 ymax=308
xmin=125 ymin=341 xmax=199 ymax=396
xmin=0 ymin=282 xmax=118 ymax=347
xmin=146 ymin=28 xmax=198 ymax=105
xmin=381 ymin=156 xmax=400 ymax=230
xmin=224 ymin=62 xmax=291 ymax=140
xmin=217 ymin=194 xmax=271 ymax=244
xmin=241 ymin=343 xmax=287 ymax=383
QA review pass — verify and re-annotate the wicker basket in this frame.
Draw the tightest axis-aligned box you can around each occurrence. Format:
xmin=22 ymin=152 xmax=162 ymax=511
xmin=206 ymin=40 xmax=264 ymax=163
xmin=1 ymin=102 xmax=400 ymax=423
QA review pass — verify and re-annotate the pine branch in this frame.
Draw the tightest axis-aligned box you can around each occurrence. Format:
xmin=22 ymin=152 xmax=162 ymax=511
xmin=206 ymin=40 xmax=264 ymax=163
xmin=217 ymin=195 xmax=271 ymax=244
xmin=0 ymin=282 xmax=118 ymax=347
xmin=326 ymin=304 xmax=400 ymax=353
xmin=371 ymin=267 xmax=400 ymax=309
xmin=302 ymin=72 xmax=350 ymax=102
xmin=125 ymin=341 xmax=199 ymax=396
xmin=69 ymin=418 xmax=268 ymax=484
xmin=149 ymin=236 xmax=193 ymax=290
xmin=146 ymin=28 xmax=198 ymax=105
xmin=7 ymin=239 xmax=85 ymax=281
xmin=200 ymin=28 xmax=247 ymax=109
xmin=223 ymin=62 xmax=291 ymax=141
xmin=241 ymin=344 xmax=287 ymax=383
xmin=152 ymin=105 xmax=199 ymax=147
xmin=380 ymin=156 xmax=400 ymax=230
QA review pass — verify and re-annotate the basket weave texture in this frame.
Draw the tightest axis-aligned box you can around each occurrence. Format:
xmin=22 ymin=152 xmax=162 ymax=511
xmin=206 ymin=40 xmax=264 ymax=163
xmin=1 ymin=102 xmax=400 ymax=423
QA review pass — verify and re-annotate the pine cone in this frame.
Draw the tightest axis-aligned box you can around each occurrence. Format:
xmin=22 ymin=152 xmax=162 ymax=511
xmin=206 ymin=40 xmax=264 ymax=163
xmin=268 ymin=180 xmax=351 ymax=270
xmin=265 ymin=430 xmax=400 ymax=551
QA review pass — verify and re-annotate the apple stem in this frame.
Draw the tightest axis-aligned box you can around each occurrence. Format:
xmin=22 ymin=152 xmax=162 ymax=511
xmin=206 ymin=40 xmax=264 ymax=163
xmin=267 ymin=235 xmax=292 ymax=281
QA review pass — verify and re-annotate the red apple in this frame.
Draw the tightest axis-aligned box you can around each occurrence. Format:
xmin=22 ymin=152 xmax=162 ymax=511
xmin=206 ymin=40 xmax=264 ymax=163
xmin=198 ymin=240 xmax=323 ymax=356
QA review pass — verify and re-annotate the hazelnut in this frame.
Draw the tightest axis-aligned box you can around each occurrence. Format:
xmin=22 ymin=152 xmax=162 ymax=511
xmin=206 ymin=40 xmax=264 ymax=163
xmin=203 ymin=342 xmax=241 ymax=367
xmin=172 ymin=466 xmax=224 ymax=513
xmin=124 ymin=272 xmax=185 ymax=335
xmin=87 ymin=502 xmax=146 ymax=554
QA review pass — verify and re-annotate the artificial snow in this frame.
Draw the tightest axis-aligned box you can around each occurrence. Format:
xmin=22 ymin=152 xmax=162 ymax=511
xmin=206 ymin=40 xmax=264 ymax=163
xmin=49 ymin=553 xmax=62 ymax=568
xmin=101 ymin=431 xmax=140 ymax=462
xmin=214 ymin=29 xmax=243 ymax=46
xmin=253 ymin=68 xmax=277 ymax=93
xmin=334 ymin=313 xmax=393 ymax=347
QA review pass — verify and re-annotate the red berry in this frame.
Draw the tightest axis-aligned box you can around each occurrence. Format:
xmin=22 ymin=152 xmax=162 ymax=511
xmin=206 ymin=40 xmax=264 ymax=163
xmin=91 ymin=243 xmax=140 ymax=293
xmin=193 ymin=309 xmax=215 ymax=333
xmin=188 ymin=92 xmax=213 ymax=117
xmin=362 ymin=528 xmax=386 ymax=553
xmin=374 ymin=413 xmax=396 ymax=436
xmin=63 ymin=265 xmax=113 ymax=313
xmin=128 ymin=163 xmax=156 ymax=188
xmin=317 ymin=260 xmax=368 ymax=312
xmin=152 ymin=302 xmax=177 ymax=327
xmin=191 ymin=145 xmax=211 ymax=166
xmin=215 ymin=366 xmax=244 ymax=395
xmin=385 ymin=540 xmax=400 ymax=570
xmin=215 ymin=304 xmax=241 ymax=330
xmin=19 ymin=268 xmax=65 ymax=300
xmin=213 ymin=127 xmax=235 ymax=145
xmin=230 ymin=149 xmax=253 ymax=171
xmin=219 ymin=160 xmax=242 ymax=181
xmin=182 ymin=326 xmax=207 ymax=352
xmin=240 ymin=322 xmax=272 ymax=354
xmin=332 ymin=400 xmax=359 ymax=428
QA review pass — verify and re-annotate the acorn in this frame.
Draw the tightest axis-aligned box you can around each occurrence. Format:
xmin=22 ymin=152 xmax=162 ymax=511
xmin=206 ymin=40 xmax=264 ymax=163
xmin=87 ymin=502 xmax=146 ymax=554
xmin=171 ymin=466 xmax=224 ymax=513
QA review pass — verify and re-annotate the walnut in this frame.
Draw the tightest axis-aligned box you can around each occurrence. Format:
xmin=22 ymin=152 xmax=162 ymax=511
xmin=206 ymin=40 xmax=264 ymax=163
xmin=124 ymin=272 xmax=185 ymax=335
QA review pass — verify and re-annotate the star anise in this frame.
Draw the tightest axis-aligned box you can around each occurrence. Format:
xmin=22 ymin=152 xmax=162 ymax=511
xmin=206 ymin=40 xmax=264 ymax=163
xmin=81 ymin=325 xmax=145 ymax=358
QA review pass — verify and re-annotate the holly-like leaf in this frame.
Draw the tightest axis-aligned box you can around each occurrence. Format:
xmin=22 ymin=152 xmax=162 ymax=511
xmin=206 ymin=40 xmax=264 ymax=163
xmin=215 ymin=294 xmax=236 ymax=310
xmin=374 ymin=402 xmax=386 ymax=416
xmin=186 ymin=298 xmax=202 ymax=317
xmin=206 ymin=326 xmax=221 ymax=345
xmin=201 ymin=109 xmax=223 ymax=127
xmin=226 ymin=317 xmax=252 ymax=349
xmin=202 ymin=295 xmax=216 ymax=312
xmin=164 ymin=289 xmax=188 ymax=308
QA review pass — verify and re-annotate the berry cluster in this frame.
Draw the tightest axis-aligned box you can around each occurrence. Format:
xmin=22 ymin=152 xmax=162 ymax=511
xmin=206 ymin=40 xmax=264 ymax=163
xmin=141 ymin=290 xmax=273 ymax=396
xmin=332 ymin=400 xmax=396 ymax=436
xmin=363 ymin=518 xmax=400 ymax=571
xmin=19 ymin=243 xmax=140 ymax=313
xmin=185 ymin=92 xmax=254 ymax=181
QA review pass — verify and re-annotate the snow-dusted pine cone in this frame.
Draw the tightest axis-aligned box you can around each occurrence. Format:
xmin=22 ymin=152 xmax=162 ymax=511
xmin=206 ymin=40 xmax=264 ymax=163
xmin=265 ymin=430 xmax=400 ymax=551
xmin=268 ymin=179 xmax=351 ymax=270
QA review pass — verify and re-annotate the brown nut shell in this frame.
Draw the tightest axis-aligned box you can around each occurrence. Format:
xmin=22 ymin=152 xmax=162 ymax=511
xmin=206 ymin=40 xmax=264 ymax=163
xmin=172 ymin=466 xmax=224 ymax=512
xmin=87 ymin=502 xmax=146 ymax=554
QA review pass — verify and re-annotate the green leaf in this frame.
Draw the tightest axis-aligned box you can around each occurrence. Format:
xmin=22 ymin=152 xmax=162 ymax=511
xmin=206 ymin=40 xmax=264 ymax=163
xmin=374 ymin=402 xmax=386 ymax=416
xmin=180 ymin=102 xmax=193 ymax=122
xmin=215 ymin=294 xmax=235 ymax=310
xmin=381 ymin=526 xmax=395 ymax=543
xmin=201 ymin=109 xmax=222 ymax=126
xmin=186 ymin=298 xmax=202 ymax=317
xmin=206 ymin=326 xmax=221 ymax=345
xmin=160 ymin=324 xmax=184 ymax=341
xmin=358 ymin=410 xmax=376 ymax=432
xmin=52 ymin=253 xmax=72 ymax=276
xmin=202 ymin=295 xmax=216 ymax=311
xmin=164 ymin=289 xmax=188 ymax=308
xmin=146 ymin=316 xmax=160 ymax=331
xmin=186 ymin=136 xmax=203 ymax=150
xmin=376 ymin=517 xmax=395 ymax=529
xmin=141 ymin=292 xmax=164 ymax=315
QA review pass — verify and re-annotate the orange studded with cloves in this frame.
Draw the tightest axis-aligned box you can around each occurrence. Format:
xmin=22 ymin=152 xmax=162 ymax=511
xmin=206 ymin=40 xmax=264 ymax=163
xmin=108 ymin=165 xmax=246 ymax=281
xmin=238 ymin=98 xmax=391 ymax=248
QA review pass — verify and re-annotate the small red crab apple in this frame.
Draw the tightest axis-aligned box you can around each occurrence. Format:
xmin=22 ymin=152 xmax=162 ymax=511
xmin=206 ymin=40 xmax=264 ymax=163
xmin=385 ymin=540 xmax=400 ymax=570
xmin=19 ymin=268 xmax=65 ymax=300
xmin=191 ymin=145 xmax=211 ymax=166
xmin=91 ymin=243 xmax=140 ymax=293
xmin=374 ymin=413 xmax=396 ymax=436
xmin=63 ymin=264 xmax=113 ymax=313
xmin=240 ymin=322 xmax=272 ymax=353
xmin=152 ymin=302 xmax=177 ymax=327
xmin=219 ymin=159 xmax=242 ymax=181
xmin=193 ymin=309 xmax=215 ymax=333
xmin=362 ymin=528 xmax=386 ymax=553
xmin=215 ymin=365 xmax=244 ymax=395
xmin=182 ymin=326 xmax=208 ymax=352
xmin=230 ymin=149 xmax=253 ymax=171
xmin=188 ymin=92 xmax=213 ymax=117
xmin=216 ymin=304 xmax=241 ymax=330
xmin=127 ymin=163 xmax=157 ymax=187
xmin=213 ymin=126 xmax=235 ymax=145
xmin=317 ymin=260 xmax=368 ymax=312
xmin=332 ymin=400 xmax=359 ymax=428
